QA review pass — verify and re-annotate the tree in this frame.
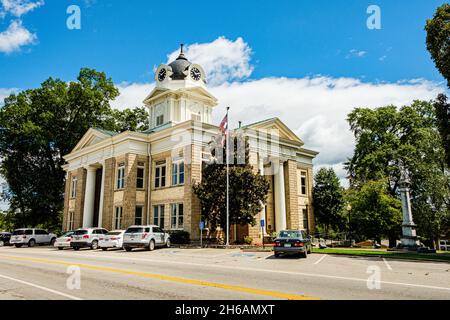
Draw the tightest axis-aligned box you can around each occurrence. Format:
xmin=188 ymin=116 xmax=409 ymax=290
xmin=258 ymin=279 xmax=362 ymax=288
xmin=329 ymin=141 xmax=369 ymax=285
xmin=193 ymin=134 xmax=269 ymax=234
xmin=433 ymin=94 xmax=450 ymax=168
xmin=107 ymin=107 xmax=149 ymax=132
xmin=425 ymin=4 xmax=450 ymax=88
xmin=345 ymin=101 xmax=449 ymax=246
xmin=347 ymin=180 xmax=402 ymax=244
xmin=0 ymin=68 xmax=148 ymax=230
xmin=312 ymin=167 xmax=345 ymax=234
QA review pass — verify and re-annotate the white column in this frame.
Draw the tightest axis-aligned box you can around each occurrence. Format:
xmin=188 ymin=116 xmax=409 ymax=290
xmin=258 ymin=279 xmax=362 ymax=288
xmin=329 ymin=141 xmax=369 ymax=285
xmin=258 ymin=155 xmax=267 ymax=235
xmin=274 ymin=160 xmax=287 ymax=231
xmin=82 ymin=166 xmax=97 ymax=228
xmin=97 ymin=164 xmax=106 ymax=228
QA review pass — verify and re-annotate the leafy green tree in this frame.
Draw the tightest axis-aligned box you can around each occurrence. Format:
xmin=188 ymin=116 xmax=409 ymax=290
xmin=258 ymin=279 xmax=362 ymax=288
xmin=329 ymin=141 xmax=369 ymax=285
xmin=345 ymin=101 xmax=449 ymax=246
xmin=193 ymin=134 xmax=269 ymax=234
xmin=0 ymin=68 xmax=148 ymax=230
xmin=433 ymin=94 xmax=450 ymax=168
xmin=425 ymin=4 xmax=450 ymax=88
xmin=347 ymin=180 xmax=402 ymax=244
xmin=312 ymin=167 xmax=345 ymax=234
xmin=107 ymin=107 xmax=149 ymax=132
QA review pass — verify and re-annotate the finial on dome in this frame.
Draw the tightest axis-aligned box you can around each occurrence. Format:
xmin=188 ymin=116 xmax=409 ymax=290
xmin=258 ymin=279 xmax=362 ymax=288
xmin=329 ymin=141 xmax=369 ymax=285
xmin=180 ymin=43 xmax=184 ymax=53
xmin=176 ymin=43 xmax=187 ymax=61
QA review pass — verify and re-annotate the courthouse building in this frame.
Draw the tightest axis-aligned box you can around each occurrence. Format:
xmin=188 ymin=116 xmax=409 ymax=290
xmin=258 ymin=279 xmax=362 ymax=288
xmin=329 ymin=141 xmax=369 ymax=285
xmin=62 ymin=46 xmax=318 ymax=242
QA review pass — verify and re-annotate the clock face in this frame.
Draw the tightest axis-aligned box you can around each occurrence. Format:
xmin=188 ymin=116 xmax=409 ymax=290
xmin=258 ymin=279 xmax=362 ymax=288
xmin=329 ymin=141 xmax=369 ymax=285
xmin=190 ymin=67 xmax=201 ymax=81
xmin=158 ymin=68 xmax=166 ymax=82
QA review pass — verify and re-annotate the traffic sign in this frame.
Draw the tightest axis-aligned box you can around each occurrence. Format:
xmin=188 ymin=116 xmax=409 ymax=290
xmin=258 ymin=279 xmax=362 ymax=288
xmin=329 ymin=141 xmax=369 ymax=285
xmin=199 ymin=221 xmax=205 ymax=230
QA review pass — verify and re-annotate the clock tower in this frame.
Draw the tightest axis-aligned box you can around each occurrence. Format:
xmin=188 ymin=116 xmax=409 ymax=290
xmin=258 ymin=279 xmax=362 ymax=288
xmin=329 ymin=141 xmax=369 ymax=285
xmin=143 ymin=44 xmax=218 ymax=130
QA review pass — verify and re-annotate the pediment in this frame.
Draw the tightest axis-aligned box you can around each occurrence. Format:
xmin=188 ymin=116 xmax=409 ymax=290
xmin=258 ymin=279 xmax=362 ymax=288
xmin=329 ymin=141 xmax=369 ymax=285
xmin=244 ymin=118 xmax=303 ymax=144
xmin=71 ymin=128 xmax=115 ymax=153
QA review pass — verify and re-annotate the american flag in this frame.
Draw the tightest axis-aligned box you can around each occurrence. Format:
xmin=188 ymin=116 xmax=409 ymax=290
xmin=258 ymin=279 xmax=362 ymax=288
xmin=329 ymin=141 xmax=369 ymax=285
xmin=219 ymin=114 xmax=228 ymax=145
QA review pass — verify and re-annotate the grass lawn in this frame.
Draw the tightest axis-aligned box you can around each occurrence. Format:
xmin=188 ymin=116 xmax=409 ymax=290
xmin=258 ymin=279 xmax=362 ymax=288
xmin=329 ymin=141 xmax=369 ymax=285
xmin=312 ymin=247 xmax=450 ymax=262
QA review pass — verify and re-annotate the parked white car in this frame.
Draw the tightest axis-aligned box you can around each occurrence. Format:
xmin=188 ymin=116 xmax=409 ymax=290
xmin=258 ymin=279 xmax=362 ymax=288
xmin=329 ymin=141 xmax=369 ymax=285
xmin=439 ymin=240 xmax=450 ymax=251
xmin=54 ymin=231 xmax=75 ymax=250
xmin=99 ymin=230 xmax=125 ymax=251
xmin=10 ymin=228 xmax=57 ymax=248
xmin=70 ymin=227 xmax=109 ymax=250
xmin=123 ymin=225 xmax=170 ymax=252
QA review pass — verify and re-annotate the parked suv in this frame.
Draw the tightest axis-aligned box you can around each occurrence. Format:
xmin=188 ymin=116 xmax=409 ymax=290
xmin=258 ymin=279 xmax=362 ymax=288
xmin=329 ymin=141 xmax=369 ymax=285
xmin=70 ymin=228 xmax=109 ymax=250
xmin=123 ymin=225 xmax=170 ymax=252
xmin=0 ymin=232 xmax=11 ymax=246
xmin=10 ymin=228 xmax=57 ymax=248
xmin=439 ymin=240 xmax=450 ymax=251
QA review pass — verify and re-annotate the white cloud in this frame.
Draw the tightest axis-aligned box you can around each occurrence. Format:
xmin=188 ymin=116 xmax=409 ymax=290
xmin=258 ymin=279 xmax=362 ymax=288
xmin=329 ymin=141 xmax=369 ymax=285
xmin=0 ymin=0 xmax=43 ymax=17
xmin=166 ymin=37 xmax=253 ymax=85
xmin=346 ymin=49 xmax=367 ymax=59
xmin=0 ymin=87 xmax=18 ymax=105
xmin=0 ymin=20 xmax=36 ymax=53
xmin=112 ymin=75 xmax=443 ymax=185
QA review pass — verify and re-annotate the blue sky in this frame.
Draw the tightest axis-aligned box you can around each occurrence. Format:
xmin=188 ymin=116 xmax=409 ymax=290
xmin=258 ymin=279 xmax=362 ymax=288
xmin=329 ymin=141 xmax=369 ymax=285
xmin=0 ymin=0 xmax=448 ymax=190
xmin=0 ymin=0 xmax=448 ymax=88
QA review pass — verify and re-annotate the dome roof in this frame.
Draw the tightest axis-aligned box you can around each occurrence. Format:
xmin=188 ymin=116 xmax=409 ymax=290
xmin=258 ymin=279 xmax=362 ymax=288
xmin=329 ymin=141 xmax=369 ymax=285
xmin=168 ymin=44 xmax=192 ymax=80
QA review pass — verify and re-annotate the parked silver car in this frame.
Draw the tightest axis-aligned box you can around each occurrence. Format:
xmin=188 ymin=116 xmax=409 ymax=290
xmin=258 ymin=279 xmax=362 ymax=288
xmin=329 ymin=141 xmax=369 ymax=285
xmin=99 ymin=230 xmax=126 ymax=251
xmin=10 ymin=228 xmax=57 ymax=248
xmin=70 ymin=228 xmax=109 ymax=250
xmin=123 ymin=225 xmax=170 ymax=252
xmin=54 ymin=231 xmax=75 ymax=250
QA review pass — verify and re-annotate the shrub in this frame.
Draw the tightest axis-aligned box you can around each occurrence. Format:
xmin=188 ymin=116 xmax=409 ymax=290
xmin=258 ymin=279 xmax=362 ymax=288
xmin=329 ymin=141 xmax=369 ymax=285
xmin=168 ymin=230 xmax=190 ymax=244
xmin=243 ymin=236 xmax=253 ymax=245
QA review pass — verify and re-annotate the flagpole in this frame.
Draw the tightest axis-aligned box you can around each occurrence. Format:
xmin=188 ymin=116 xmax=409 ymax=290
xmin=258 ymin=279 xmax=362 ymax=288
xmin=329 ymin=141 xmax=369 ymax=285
xmin=226 ymin=106 xmax=230 ymax=247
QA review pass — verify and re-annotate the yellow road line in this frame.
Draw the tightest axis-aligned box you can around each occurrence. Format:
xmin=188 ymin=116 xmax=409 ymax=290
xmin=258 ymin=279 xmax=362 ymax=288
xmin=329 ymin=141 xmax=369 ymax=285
xmin=0 ymin=254 xmax=319 ymax=300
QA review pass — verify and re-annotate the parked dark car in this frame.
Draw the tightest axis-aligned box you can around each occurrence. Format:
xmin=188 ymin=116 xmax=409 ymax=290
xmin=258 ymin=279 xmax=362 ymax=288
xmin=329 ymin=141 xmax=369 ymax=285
xmin=0 ymin=232 xmax=12 ymax=246
xmin=273 ymin=230 xmax=312 ymax=258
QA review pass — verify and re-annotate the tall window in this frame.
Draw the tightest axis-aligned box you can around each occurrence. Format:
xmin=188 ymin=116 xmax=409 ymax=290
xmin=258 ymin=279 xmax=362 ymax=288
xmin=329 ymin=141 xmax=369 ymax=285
xmin=153 ymin=205 xmax=165 ymax=228
xmin=170 ymin=203 xmax=183 ymax=229
xmin=302 ymin=207 xmax=309 ymax=230
xmin=70 ymin=176 xmax=77 ymax=198
xmin=67 ymin=211 xmax=75 ymax=230
xmin=171 ymin=159 xmax=185 ymax=186
xmin=191 ymin=113 xmax=201 ymax=121
xmin=114 ymin=206 xmax=123 ymax=230
xmin=155 ymin=160 xmax=166 ymax=188
xmin=117 ymin=162 xmax=125 ymax=189
xmin=300 ymin=171 xmax=307 ymax=195
xmin=135 ymin=206 xmax=143 ymax=225
xmin=136 ymin=162 xmax=145 ymax=189
xmin=156 ymin=114 xmax=164 ymax=126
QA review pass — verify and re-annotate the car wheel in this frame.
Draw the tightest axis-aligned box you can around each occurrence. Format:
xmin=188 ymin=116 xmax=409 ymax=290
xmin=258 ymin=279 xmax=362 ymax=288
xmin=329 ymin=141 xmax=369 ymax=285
xmin=91 ymin=240 xmax=99 ymax=250
xmin=124 ymin=247 xmax=132 ymax=252
xmin=50 ymin=238 xmax=56 ymax=246
xmin=0 ymin=240 xmax=4 ymax=247
xmin=149 ymin=240 xmax=155 ymax=251
xmin=101 ymin=248 xmax=107 ymax=251
xmin=73 ymin=247 xmax=80 ymax=251
xmin=58 ymin=247 xmax=64 ymax=250
xmin=28 ymin=239 xmax=36 ymax=247
xmin=274 ymin=252 xmax=280 ymax=258
xmin=15 ymin=244 xmax=22 ymax=248
xmin=165 ymin=239 xmax=171 ymax=248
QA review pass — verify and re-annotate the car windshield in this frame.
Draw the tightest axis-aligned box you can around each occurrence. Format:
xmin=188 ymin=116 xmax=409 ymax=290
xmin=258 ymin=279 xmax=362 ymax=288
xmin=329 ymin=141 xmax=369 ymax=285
xmin=279 ymin=231 xmax=302 ymax=239
xmin=107 ymin=231 xmax=122 ymax=235
xmin=126 ymin=227 xmax=143 ymax=233
xmin=73 ymin=230 xmax=88 ymax=235
xmin=62 ymin=231 xmax=74 ymax=237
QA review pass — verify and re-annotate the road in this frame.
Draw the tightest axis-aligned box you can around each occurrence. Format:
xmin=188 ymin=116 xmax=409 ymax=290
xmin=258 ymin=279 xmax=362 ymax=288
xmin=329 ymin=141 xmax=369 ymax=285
xmin=0 ymin=245 xmax=449 ymax=300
